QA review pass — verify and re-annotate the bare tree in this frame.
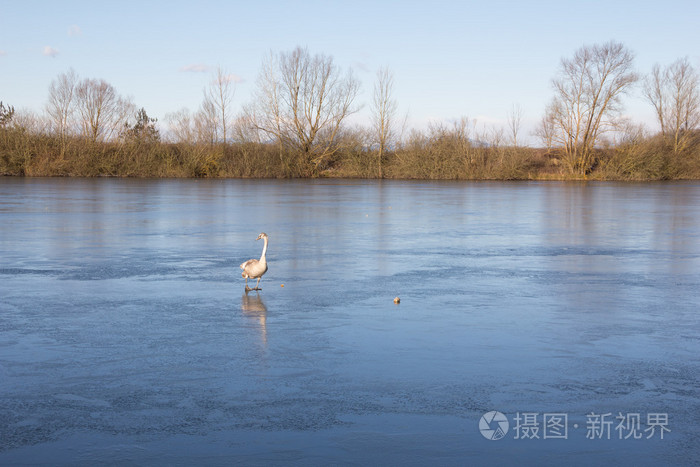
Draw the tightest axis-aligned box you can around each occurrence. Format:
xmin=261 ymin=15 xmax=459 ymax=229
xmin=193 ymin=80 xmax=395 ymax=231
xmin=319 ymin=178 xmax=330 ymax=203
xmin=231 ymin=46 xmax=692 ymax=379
xmin=507 ymin=103 xmax=523 ymax=147
xmin=12 ymin=109 xmax=47 ymax=134
xmin=545 ymin=41 xmax=638 ymax=174
xmin=248 ymin=46 xmax=360 ymax=172
xmin=372 ymin=66 xmax=397 ymax=178
xmin=204 ymin=67 xmax=237 ymax=144
xmin=232 ymin=112 xmax=262 ymax=144
xmin=645 ymin=64 xmax=667 ymax=139
xmin=75 ymin=78 xmax=133 ymax=143
xmin=195 ymin=97 xmax=219 ymax=146
xmin=46 ymin=69 xmax=78 ymax=154
xmin=535 ymin=112 xmax=555 ymax=152
xmin=165 ymin=108 xmax=196 ymax=144
xmin=165 ymin=100 xmax=226 ymax=147
xmin=643 ymin=57 xmax=700 ymax=153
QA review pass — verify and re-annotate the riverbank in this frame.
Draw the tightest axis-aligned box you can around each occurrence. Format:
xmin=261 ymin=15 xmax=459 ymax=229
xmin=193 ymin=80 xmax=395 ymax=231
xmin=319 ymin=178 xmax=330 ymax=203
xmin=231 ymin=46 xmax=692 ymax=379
xmin=2 ymin=130 xmax=699 ymax=181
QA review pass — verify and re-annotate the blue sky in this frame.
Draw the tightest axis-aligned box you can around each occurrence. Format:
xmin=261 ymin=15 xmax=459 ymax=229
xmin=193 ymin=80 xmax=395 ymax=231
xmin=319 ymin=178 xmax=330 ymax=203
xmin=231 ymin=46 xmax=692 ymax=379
xmin=2 ymin=0 xmax=699 ymax=143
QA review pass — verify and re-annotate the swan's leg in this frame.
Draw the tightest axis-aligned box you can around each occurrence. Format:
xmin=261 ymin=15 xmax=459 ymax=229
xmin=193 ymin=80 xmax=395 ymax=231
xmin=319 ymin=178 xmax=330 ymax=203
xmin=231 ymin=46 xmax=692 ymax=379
xmin=245 ymin=276 xmax=251 ymax=291
xmin=253 ymin=277 xmax=262 ymax=290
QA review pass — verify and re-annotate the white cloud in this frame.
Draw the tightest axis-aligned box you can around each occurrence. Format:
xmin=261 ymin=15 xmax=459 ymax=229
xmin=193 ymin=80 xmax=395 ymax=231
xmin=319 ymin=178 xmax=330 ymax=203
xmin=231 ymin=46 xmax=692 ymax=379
xmin=0 ymin=50 xmax=7 ymax=57
xmin=179 ymin=65 xmax=244 ymax=84
xmin=218 ymin=73 xmax=244 ymax=84
xmin=68 ymin=25 xmax=82 ymax=36
xmin=42 ymin=46 xmax=59 ymax=58
xmin=474 ymin=115 xmax=505 ymax=126
xmin=180 ymin=63 xmax=211 ymax=73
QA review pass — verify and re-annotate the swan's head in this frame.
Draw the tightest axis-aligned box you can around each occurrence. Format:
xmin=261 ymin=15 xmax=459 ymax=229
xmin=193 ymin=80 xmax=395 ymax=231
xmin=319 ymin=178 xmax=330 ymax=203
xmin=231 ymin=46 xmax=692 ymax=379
xmin=256 ymin=232 xmax=268 ymax=241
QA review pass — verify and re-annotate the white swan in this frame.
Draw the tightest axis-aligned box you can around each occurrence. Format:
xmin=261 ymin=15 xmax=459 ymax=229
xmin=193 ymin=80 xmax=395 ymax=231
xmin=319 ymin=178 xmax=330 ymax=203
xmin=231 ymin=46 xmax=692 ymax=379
xmin=240 ymin=232 xmax=268 ymax=291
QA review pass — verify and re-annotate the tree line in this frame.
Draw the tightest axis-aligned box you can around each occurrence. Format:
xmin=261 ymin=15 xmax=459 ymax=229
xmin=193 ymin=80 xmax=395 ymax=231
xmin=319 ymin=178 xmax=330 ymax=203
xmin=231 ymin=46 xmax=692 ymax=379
xmin=2 ymin=42 xmax=699 ymax=179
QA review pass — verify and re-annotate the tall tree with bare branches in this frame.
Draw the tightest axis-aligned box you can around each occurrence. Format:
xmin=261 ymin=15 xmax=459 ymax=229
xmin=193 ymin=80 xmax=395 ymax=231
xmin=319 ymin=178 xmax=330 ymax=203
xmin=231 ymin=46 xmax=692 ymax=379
xmin=372 ymin=66 xmax=397 ymax=178
xmin=247 ymin=46 xmax=360 ymax=173
xmin=46 ymin=69 xmax=78 ymax=155
xmin=204 ymin=67 xmax=237 ymax=144
xmin=508 ymin=103 xmax=523 ymax=147
xmin=75 ymin=78 xmax=133 ymax=143
xmin=545 ymin=41 xmax=638 ymax=174
xmin=644 ymin=57 xmax=700 ymax=153
xmin=196 ymin=96 xmax=219 ymax=146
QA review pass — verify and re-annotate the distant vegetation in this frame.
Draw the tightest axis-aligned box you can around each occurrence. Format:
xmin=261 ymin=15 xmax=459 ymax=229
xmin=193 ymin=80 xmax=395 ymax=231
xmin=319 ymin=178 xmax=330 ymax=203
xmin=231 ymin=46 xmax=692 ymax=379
xmin=2 ymin=42 xmax=700 ymax=180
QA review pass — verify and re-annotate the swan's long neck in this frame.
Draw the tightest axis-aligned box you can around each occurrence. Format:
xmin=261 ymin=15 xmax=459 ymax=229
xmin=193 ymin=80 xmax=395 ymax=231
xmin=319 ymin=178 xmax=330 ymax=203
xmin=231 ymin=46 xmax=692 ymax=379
xmin=260 ymin=237 xmax=268 ymax=262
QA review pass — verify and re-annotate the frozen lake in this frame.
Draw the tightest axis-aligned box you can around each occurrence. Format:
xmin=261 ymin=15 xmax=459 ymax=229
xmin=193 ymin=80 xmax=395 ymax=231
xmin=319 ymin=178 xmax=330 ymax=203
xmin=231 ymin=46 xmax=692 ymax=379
xmin=1 ymin=178 xmax=699 ymax=465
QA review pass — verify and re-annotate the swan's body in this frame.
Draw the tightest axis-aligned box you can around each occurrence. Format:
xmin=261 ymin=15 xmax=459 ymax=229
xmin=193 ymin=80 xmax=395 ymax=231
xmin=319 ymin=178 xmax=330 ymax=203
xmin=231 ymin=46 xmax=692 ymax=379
xmin=240 ymin=232 xmax=268 ymax=291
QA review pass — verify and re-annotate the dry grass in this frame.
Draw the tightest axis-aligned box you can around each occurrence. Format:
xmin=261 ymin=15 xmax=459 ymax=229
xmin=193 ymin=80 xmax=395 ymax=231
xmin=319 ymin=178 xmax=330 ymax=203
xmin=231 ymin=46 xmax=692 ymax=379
xmin=2 ymin=126 xmax=699 ymax=180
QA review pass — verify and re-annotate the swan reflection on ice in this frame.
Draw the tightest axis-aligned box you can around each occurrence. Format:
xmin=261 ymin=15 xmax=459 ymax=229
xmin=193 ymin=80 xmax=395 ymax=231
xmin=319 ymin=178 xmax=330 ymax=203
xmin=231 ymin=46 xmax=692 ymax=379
xmin=241 ymin=291 xmax=267 ymax=346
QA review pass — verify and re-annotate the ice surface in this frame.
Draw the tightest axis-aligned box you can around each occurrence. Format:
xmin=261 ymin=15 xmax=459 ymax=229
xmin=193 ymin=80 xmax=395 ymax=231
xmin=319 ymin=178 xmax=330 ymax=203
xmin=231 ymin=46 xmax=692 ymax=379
xmin=1 ymin=178 xmax=699 ymax=465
